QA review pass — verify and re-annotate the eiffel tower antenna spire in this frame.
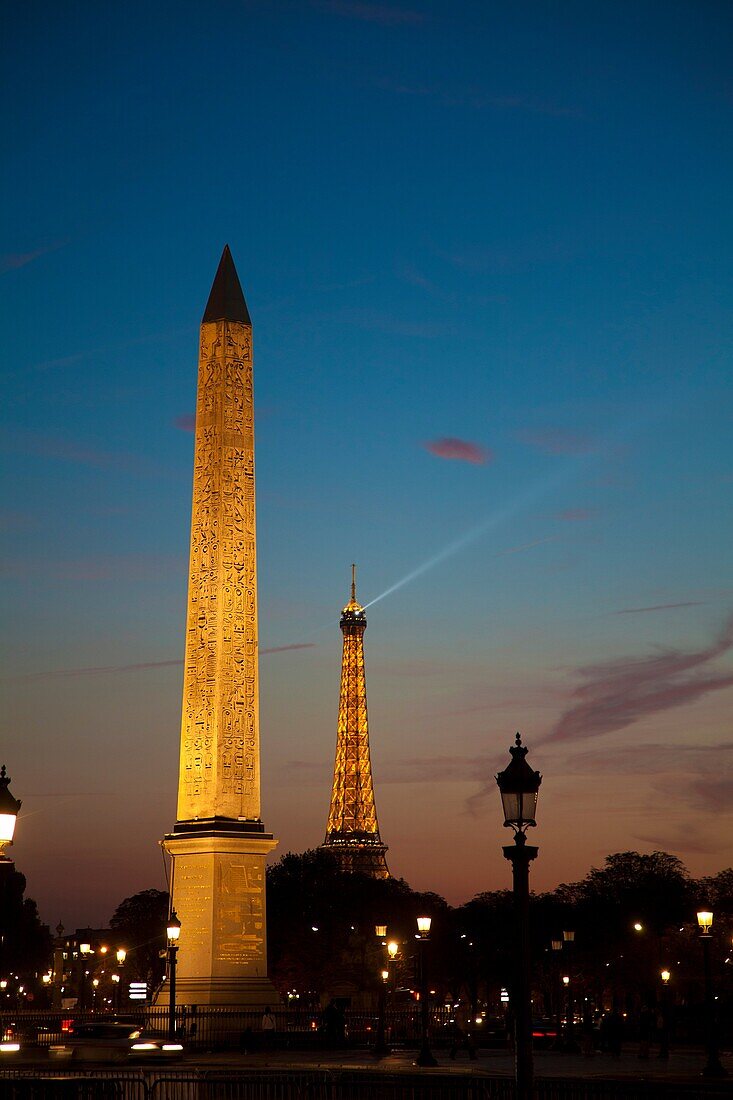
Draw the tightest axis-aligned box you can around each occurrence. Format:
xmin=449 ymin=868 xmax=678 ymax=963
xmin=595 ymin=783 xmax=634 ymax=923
xmin=320 ymin=568 xmax=389 ymax=877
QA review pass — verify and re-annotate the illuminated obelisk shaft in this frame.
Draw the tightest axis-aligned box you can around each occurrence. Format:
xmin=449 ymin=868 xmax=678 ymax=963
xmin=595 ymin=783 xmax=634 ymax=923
xmin=163 ymin=246 xmax=277 ymax=1006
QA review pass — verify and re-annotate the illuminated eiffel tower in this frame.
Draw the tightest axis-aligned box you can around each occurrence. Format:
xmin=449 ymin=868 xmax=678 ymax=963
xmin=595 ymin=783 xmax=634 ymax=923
xmin=321 ymin=567 xmax=389 ymax=878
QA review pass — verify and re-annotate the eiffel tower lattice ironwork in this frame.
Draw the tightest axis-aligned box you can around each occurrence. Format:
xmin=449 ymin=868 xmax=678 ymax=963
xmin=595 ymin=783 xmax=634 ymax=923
xmin=321 ymin=566 xmax=389 ymax=878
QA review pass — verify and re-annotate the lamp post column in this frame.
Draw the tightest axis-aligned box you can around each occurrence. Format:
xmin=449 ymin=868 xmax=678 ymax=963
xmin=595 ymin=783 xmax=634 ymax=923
xmin=373 ymin=970 xmax=389 ymax=1058
xmin=658 ymin=971 xmax=670 ymax=1061
xmin=166 ymin=911 xmax=181 ymax=1043
xmin=168 ymin=944 xmax=178 ymax=1041
xmin=416 ymin=917 xmax=437 ymax=1068
xmin=495 ymin=732 xmax=542 ymax=1100
xmin=503 ymin=831 xmax=538 ymax=1100
xmin=701 ymin=933 xmax=726 ymax=1078
xmin=550 ymin=940 xmax=562 ymax=1049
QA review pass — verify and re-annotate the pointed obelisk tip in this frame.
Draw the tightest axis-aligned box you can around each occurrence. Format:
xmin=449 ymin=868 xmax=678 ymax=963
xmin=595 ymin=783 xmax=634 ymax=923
xmin=202 ymin=244 xmax=251 ymax=324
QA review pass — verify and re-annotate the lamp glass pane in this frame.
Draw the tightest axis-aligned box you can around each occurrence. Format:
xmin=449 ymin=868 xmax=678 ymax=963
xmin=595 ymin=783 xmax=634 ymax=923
xmin=0 ymin=814 xmax=16 ymax=844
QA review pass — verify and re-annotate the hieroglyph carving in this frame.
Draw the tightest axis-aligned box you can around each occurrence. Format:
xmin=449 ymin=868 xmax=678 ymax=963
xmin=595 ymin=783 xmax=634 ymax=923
xmin=177 ymin=320 xmax=260 ymax=822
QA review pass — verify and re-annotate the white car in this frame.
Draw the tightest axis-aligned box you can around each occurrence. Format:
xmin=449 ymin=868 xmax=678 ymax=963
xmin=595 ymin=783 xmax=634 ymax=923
xmin=50 ymin=1022 xmax=184 ymax=1062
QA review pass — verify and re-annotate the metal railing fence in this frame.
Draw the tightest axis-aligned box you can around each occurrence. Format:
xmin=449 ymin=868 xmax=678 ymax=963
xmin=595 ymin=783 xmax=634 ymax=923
xmin=1 ymin=1070 xmax=731 ymax=1100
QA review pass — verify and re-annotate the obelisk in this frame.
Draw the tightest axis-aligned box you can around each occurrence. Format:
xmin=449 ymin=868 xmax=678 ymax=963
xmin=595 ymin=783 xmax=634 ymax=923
xmin=163 ymin=246 xmax=278 ymax=1006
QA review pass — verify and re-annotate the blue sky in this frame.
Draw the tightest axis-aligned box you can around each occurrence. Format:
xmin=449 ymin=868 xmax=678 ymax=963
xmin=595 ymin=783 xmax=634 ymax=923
xmin=2 ymin=0 xmax=732 ymax=926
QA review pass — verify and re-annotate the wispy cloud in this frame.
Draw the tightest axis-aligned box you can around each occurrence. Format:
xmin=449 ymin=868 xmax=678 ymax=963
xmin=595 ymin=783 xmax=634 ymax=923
xmin=423 ymin=437 xmax=493 ymax=465
xmin=312 ymin=0 xmax=425 ymax=25
xmin=336 ymin=307 xmax=447 ymax=338
xmin=0 ymin=554 xmax=183 ymax=583
xmin=557 ymin=507 xmax=597 ymax=522
xmin=5 ymin=643 xmax=316 ymax=683
xmin=616 ymin=602 xmax=705 ymax=616
xmin=0 ymin=240 xmax=67 ymax=275
xmin=2 ymin=431 xmax=163 ymax=476
xmin=173 ymin=413 xmax=196 ymax=432
xmin=373 ymin=77 xmax=580 ymax=117
xmin=517 ymin=428 xmax=595 ymax=455
xmin=543 ymin=615 xmax=733 ymax=746
xmin=500 ymin=535 xmax=558 ymax=555
xmin=261 ymin=643 xmax=316 ymax=655
xmin=632 ymin=825 xmax=730 ymax=856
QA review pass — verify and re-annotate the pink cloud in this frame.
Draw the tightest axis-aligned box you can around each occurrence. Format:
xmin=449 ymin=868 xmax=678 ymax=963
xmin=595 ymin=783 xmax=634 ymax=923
xmin=517 ymin=428 xmax=595 ymax=455
xmin=543 ymin=614 xmax=733 ymax=745
xmin=423 ymin=437 xmax=493 ymax=465
xmin=312 ymin=0 xmax=425 ymax=25
xmin=557 ymin=508 xmax=597 ymax=522
xmin=173 ymin=413 xmax=196 ymax=432
xmin=0 ymin=241 xmax=66 ymax=274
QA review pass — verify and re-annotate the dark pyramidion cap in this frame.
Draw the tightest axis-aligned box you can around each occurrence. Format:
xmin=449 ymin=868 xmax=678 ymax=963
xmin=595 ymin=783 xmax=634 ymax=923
xmin=202 ymin=245 xmax=251 ymax=324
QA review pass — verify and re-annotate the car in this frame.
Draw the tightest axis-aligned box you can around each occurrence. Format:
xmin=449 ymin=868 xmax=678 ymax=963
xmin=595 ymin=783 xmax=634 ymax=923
xmin=531 ymin=1019 xmax=559 ymax=1048
xmin=49 ymin=1021 xmax=184 ymax=1062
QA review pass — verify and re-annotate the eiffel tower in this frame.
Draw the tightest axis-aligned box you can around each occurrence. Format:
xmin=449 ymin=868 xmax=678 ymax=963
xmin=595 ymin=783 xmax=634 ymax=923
xmin=321 ymin=567 xmax=389 ymax=878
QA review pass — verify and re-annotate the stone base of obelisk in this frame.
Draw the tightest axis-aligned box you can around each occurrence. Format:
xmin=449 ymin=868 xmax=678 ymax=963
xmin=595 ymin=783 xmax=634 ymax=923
xmin=159 ymin=823 xmax=279 ymax=1007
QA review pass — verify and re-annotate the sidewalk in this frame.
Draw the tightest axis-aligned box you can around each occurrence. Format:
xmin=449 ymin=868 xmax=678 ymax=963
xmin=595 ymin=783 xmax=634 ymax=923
xmin=188 ymin=1043 xmax=733 ymax=1082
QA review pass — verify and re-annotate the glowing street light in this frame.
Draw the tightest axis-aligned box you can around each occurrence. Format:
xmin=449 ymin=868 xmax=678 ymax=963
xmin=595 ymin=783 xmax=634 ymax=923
xmin=633 ymin=922 xmax=644 ymax=933
xmin=697 ymin=911 xmax=713 ymax=935
xmin=374 ymin=924 xmax=387 ymax=938
xmin=387 ymin=941 xmax=398 ymax=960
xmin=116 ymin=948 xmax=126 ymax=965
xmin=0 ymin=767 xmax=21 ymax=863
xmin=661 ymin=970 xmax=671 ymax=985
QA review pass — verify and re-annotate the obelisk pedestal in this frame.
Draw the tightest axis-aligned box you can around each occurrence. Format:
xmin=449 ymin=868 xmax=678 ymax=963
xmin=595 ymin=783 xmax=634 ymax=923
xmin=161 ymin=247 xmax=278 ymax=1007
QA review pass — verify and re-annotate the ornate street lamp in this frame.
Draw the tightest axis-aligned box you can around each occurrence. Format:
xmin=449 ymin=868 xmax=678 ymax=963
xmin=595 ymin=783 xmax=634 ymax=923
xmin=0 ymin=767 xmax=21 ymax=864
xmin=373 ymin=924 xmax=390 ymax=1058
xmin=496 ymin=732 xmax=541 ymax=1100
xmin=696 ymin=909 xmax=727 ymax=1078
xmin=415 ymin=916 xmax=437 ymax=1067
xmin=166 ymin=911 xmax=181 ymax=1042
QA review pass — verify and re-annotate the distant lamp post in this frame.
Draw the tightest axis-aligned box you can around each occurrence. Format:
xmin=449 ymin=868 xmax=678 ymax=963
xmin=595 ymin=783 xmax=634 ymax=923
xmin=415 ymin=916 xmax=437 ymax=1067
xmin=551 ymin=939 xmax=563 ymax=1045
xmin=697 ymin=909 xmax=727 ymax=1078
xmin=116 ymin=948 xmax=126 ymax=965
xmin=166 ymin=911 xmax=181 ymax=1042
xmin=0 ymin=767 xmax=21 ymax=864
xmin=633 ymin=922 xmax=643 ymax=933
xmin=561 ymin=931 xmax=578 ymax=1051
xmin=387 ymin=941 xmax=398 ymax=960
xmin=373 ymin=924 xmax=390 ymax=1058
xmin=658 ymin=969 xmax=671 ymax=1061
xmin=496 ymin=732 xmax=541 ymax=1100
